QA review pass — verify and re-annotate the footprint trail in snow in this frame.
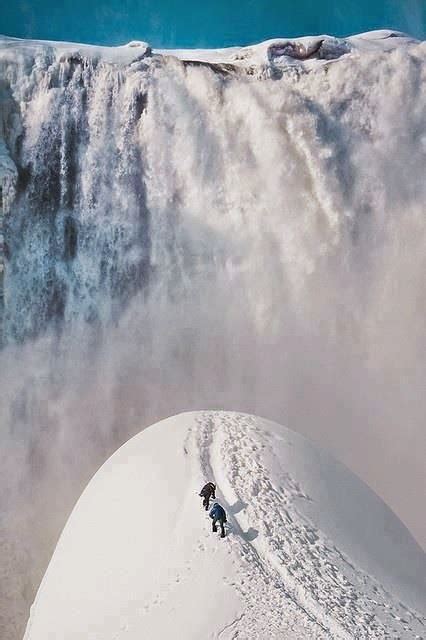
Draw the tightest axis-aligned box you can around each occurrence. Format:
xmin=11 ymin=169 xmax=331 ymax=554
xmin=194 ymin=412 xmax=426 ymax=639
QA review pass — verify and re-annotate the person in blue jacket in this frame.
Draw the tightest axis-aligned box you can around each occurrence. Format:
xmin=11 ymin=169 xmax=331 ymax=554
xmin=209 ymin=502 xmax=227 ymax=538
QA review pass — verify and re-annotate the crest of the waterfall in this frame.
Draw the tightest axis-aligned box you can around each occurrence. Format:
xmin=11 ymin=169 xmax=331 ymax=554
xmin=0 ymin=30 xmax=425 ymax=640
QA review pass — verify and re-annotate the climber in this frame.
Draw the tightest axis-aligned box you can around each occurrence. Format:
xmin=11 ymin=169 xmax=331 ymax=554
xmin=209 ymin=502 xmax=227 ymax=538
xmin=199 ymin=481 xmax=216 ymax=510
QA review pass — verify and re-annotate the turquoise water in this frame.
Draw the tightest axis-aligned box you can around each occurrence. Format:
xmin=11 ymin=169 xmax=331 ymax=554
xmin=1 ymin=0 xmax=425 ymax=47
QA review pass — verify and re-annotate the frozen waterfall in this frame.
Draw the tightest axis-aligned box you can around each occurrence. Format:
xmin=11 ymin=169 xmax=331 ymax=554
xmin=0 ymin=31 xmax=425 ymax=639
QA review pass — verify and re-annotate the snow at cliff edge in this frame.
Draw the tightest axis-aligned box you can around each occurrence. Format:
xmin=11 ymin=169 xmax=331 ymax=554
xmin=24 ymin=412 xmax=426 ymax=639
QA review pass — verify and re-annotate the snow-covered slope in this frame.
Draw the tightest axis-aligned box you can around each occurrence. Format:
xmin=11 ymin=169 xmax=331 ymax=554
xmin=24 ymin=412 xmax=426 ymax=639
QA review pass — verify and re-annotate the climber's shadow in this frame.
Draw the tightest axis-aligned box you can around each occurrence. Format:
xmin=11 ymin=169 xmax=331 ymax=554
xmin=242 ymin=527 xmax=259 ymax=542
xmin=229 ymin=499 xmax=248 ymax=515
xmin=225 ymin=522 xmax=258 ymax=541
xmin=226 ymin=501 xmax=258 ymax=541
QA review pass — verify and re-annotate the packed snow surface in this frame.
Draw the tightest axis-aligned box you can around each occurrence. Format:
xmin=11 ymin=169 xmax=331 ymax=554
xmin=24 ymin=412 xmax=426 ymax=639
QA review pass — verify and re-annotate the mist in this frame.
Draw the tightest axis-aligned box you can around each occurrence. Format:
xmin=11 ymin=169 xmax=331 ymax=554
xmin=0 ymin=38 xmax=425 ymax=639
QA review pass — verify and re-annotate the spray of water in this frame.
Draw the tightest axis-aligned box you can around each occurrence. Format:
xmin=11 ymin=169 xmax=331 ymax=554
xmin=0 ymin=39 xmax=425 ymax=638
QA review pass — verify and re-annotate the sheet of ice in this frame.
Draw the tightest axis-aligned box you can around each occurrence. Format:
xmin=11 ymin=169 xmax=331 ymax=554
xmin=24 ymin=412 xmax=426 ymax=640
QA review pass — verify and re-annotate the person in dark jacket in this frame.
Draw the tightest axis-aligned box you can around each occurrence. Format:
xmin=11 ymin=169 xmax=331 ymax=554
xmin=209 ymin=502 xmax=227 ymax=538
xmin=199 ymin=482 xmax=216 ymax=510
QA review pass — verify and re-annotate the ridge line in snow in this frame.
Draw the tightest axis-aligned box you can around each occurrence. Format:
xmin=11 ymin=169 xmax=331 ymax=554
xmin=195 ymin=411 xmax=333 ymax=638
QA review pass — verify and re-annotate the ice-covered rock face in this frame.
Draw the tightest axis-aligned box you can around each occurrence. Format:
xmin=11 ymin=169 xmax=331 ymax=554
xmin=23 ymin=412 xmax=426 ymax=640
xmin=0 ymin=31 xmax=425 ymax=640
xmin=0 ymin=30 xmax=422 ymax=340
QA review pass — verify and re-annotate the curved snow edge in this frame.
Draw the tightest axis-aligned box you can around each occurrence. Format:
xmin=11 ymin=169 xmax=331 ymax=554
xmin=0 ymin=30 xmax=420 ymax=69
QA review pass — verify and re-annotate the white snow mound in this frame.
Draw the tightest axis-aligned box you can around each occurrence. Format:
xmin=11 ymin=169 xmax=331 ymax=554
xmin=24 ymin=412 xmax=426 ymax=639
xmin=0 ymin=30 xmax=420 ymax=71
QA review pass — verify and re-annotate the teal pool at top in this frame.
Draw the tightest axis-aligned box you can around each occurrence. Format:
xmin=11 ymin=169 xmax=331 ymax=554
xmin=1 ymin=0 xmax=425 ymax=48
